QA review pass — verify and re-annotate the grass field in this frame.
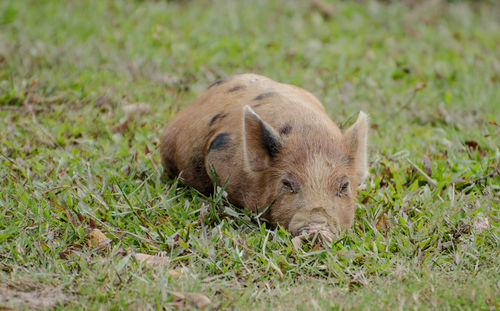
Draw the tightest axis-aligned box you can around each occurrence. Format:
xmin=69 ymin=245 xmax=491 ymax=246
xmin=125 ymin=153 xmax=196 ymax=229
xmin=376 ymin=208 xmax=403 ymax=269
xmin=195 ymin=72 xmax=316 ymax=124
xmin=1 ymin=0 xmax=499 ymax=309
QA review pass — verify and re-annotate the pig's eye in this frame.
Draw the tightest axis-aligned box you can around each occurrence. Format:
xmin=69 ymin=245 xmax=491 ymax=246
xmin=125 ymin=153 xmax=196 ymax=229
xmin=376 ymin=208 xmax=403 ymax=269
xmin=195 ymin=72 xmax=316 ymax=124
xmin=338 ymin=180 xmax=350 ymax=196
xmin=282 ymin=178 xmax=297 ymax=194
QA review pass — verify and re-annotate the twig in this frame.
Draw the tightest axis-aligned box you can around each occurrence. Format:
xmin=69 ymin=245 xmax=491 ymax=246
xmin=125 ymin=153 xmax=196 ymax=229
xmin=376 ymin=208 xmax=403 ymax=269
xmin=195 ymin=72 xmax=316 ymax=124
xmin=463 ymin=162 xmax=500 ymax=186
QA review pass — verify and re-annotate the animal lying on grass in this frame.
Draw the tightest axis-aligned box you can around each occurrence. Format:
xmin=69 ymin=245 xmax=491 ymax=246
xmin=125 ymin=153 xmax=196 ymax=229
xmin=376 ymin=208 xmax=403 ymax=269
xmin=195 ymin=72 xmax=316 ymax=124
xmin=160 ymin=74 xmax=368 ymax=243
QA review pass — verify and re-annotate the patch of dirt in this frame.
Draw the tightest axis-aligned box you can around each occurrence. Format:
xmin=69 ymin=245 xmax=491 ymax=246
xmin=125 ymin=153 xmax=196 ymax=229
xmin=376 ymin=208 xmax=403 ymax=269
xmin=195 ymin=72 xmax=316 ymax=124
xmin=0 ymin=280 xmax=69 ymax=310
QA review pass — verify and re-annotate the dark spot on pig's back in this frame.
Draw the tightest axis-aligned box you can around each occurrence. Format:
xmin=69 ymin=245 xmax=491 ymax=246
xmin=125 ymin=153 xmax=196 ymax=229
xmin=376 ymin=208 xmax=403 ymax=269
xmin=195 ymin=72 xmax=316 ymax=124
xmin=209 ymin=112 xmax=228 ymax=126
xmin=208 ymin=78 xmax=226 ymax=89
xmin=227 ymin=85 xmax=245 ymax=93
xmin=253 ymin=92 xmax=275 ymax=101
xmin=252 ymin=102 xmax=268 ymax=108
xmin=208 ymin=133 xmax=231 ymax=151
xmin=279 ymin=124 xmax=292 ymax=136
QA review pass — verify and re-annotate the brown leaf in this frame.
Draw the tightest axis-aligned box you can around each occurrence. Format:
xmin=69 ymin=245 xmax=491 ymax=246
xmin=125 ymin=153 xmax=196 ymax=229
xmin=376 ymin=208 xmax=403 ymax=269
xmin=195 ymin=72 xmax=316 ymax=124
xmin=66 ymin=210 xmax=78 ymax=226
xmin=376 ymin=213 xmax=390 ymax=231
xmin=94 ymin=94 xmax=113 ymax=107
xmin=50 ymin=199 xmax=65 ymax=212
xmin=88 ymin=228 xmax=111 ymax=248
xmin=465 ymin=140 xmax=479 ymax=149
xmin=310 ymin=0 xmax=335 ymax=19
xmin=472 ymin=216 xmax=491 ymax=232
xmin=167 ymin=269 xmax=182 ymax=278
xmin=423 ymin=154 xmax=432 ymax=177
xmin=133 ymin=253 xmax=170 ymax=266
xmin=172 ymin=292 xmax=211 ymax=309
xmin=76 ymin=213 xmax=84 ymax=222
xmin=30 ymin=93 xmax=65 ymax=105
xmin=465 ymin=140 xmax=485 ymax=157
xmin=291 ymin=236 xmax=304 ymax=251
xmin=414 ymin=82 xmax=427 ymax=92
xmin=112 ymin=246 xmax=127 ymax=258
xmin=89 ymin=217 xmax=96 ymax=229
xmin=58 ymin=249 xmax=72 ymax=259
xmin=123 ymin=103 xmax=151 ymax=120
xmin=111 ymin=119 xmax=129 ymax=134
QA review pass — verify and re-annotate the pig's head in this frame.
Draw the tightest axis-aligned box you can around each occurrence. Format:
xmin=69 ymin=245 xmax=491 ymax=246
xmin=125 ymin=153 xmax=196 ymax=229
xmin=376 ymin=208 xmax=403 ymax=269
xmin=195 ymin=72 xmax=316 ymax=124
xmin=242 ymin=105 xmax=368 ymax=238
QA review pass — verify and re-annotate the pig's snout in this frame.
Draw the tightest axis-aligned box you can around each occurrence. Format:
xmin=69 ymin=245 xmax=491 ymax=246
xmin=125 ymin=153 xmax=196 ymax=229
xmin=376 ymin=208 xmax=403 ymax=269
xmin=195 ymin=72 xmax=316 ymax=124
xmin=296 ymin=224 xmax=335 ymax=244
xmin=289 ymin=207 xmax=337 ymax=243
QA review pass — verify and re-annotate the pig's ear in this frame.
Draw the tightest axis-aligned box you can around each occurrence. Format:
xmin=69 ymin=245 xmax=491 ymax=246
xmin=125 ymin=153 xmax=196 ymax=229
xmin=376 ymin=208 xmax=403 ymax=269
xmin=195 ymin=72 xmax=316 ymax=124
xmin=242 ymin=105 xmax=282 ymax=171
xmin=344 ymin=111 xmax=369 ymax=183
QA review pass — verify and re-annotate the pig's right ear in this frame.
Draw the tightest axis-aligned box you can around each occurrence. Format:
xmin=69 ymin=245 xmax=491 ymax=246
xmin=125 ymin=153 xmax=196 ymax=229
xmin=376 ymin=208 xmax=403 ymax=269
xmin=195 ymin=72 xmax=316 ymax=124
xmin=242 ymin=105 xmax=282 ymax=171
xmin=344 ymin=111 xmax=369 ymax=183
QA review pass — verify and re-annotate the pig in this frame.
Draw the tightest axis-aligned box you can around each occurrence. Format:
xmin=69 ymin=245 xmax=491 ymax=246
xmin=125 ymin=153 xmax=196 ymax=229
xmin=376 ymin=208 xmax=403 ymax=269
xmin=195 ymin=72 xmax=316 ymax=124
xmin=160 ymin=74 xmax=368 ymax=240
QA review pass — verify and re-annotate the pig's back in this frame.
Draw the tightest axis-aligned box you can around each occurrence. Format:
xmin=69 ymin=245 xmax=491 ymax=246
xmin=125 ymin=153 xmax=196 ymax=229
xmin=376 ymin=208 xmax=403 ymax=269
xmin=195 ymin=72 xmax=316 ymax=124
xmin=160 ymin=74 xmax=337 ymax=194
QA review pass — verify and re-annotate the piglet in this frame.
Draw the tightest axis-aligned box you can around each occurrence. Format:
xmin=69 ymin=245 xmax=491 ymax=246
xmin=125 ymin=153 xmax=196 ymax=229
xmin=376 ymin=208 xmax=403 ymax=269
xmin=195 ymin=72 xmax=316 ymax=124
xmin=160 ymin=74 xmax=368 ymax=241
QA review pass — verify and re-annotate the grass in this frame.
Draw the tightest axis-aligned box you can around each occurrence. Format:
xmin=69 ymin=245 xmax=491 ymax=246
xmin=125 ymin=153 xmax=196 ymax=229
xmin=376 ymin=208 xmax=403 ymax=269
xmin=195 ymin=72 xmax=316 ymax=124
xmin=0 ymin=0 xmax=499 ymax=309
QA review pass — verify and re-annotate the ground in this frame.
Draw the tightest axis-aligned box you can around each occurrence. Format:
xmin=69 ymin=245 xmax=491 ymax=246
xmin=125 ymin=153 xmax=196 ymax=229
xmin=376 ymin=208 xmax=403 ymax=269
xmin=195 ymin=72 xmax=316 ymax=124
xmin=0 ymin=0 xmax=499 ymax=310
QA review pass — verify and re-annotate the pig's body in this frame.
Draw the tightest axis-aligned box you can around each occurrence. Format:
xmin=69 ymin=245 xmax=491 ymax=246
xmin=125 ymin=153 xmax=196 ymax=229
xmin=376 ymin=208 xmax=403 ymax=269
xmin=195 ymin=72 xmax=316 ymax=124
xmin=161 ymin=74 xmax=368 ymax=237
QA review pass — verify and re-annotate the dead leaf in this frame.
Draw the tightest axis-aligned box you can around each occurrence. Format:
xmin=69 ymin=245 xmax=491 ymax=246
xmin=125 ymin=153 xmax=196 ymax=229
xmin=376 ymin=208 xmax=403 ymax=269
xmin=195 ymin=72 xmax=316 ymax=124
xmin=88 ymin=228 xmax=111 ymax=248
xmin=414 ymin=82 xmax=427 ymax=92
xmin=472 ymin=216 xmax=491 ymax=232
xmin=292 ymin=236 xmax=304 ymax=251
xmin=133 ymin=253 xmax=170 ymax=266
xmin=423 ymin=154 xmax=432 ymax=177
xmin=172 ymin=292 xmax=211 ymax=309
xmin=30 ymin=93 xmax=65 ymax=105
xmin=58 ymin=249 xmax=73 ymax=259
xmin=123 ymin=103 xmax=151 ymax=120
xmin=465 ymin=140 xmax=479 ymax=149
xmin=167 ymin=269 xmax=182 ymax=278
xmin=111 ymin=119 xmax=129 ymax=134
xmin=94 ymin=93 xmax=114 ymax=107
xmin=89 ymin=217 xmax=97 ymax=229
xmin=465 ymin=140 xmax=486 ymax=157
xmin=376 ymin=213 xmax=390 ymax=231
xmin=66 ymin=210 xmax=78 ymax=226
xmin=310 ymin=0 xmax=335 ymax=19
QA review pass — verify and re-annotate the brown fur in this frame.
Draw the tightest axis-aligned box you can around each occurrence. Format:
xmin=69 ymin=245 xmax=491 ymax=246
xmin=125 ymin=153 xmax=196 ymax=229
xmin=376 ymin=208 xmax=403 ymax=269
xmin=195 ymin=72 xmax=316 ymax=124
xmin=160 ymin=74 xmax=368 ymax=236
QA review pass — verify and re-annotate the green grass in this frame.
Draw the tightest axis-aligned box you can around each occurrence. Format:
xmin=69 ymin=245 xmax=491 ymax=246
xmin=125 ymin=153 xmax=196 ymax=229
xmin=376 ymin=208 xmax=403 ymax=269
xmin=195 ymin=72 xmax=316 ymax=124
xmin=1 ymin=0 xmax=499 ymax=309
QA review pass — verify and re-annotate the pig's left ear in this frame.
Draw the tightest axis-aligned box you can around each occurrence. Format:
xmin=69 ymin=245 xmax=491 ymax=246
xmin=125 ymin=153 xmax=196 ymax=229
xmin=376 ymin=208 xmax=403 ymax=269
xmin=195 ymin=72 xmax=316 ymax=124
xmin=344 ymin=111 xmax=369 ymax=183
xmin=242 ymin=105 xmax=282 ymax=172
